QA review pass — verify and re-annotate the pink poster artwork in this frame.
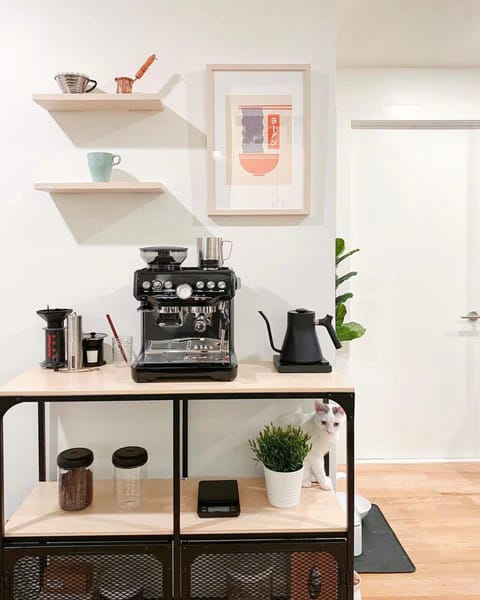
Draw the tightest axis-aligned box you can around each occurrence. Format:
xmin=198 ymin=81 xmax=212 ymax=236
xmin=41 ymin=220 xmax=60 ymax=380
xmin=226 ymin=95 xmax=293 ymax=185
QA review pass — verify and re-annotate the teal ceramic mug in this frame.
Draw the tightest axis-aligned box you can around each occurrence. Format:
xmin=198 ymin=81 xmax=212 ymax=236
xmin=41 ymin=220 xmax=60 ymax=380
xmin=87 ymin=152 xmax=121 ymax=182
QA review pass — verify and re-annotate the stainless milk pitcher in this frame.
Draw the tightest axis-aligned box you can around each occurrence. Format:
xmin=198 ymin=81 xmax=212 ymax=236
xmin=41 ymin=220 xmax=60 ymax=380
xmin=197 ymin=237 xmax=233 ymax=268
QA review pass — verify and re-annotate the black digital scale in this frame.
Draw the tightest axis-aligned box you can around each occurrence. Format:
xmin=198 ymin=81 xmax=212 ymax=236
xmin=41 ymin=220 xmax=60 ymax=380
xmin=197 ymin=480 xmax=240 ymax=518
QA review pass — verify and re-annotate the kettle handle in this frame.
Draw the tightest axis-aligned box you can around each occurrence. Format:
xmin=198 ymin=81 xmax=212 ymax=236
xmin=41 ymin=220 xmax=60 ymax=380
xmin=316 ymin=315 xmax=342 ymax=349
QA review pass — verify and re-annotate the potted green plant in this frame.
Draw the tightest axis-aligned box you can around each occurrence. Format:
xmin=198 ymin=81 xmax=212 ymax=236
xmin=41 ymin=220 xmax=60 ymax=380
xmin=249 ymin=423 xmax=311 ymax=509
xmin=335 ymin=237 xmax=366 ymax=341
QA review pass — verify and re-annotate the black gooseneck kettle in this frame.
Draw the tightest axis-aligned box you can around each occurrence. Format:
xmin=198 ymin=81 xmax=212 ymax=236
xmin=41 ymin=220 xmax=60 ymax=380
xmin=258 ymin=309 xmax=342 ymax=373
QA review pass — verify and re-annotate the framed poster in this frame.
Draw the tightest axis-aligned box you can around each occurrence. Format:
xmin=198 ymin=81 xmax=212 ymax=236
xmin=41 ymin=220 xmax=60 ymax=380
xmin=207 ymin=64 xmax=311 ymax=216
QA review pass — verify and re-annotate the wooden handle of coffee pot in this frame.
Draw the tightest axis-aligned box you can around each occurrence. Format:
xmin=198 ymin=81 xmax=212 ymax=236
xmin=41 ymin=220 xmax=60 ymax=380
xmin=135 ymin=54 xmax=157 ymax=80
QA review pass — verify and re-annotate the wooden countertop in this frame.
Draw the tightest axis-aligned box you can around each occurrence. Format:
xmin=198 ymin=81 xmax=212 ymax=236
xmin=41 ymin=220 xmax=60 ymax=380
xmin=5 ymin=478 xmax=346 ymax=538
xmin=0 ymin=362 xmax=353 ymax=398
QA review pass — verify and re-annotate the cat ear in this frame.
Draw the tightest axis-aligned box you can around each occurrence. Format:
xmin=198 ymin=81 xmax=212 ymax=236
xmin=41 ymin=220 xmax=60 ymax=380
xmin=315 ymin=400 xmax=329 ymax=414
xmin=333 ymin=406 xmax=345 ymax=416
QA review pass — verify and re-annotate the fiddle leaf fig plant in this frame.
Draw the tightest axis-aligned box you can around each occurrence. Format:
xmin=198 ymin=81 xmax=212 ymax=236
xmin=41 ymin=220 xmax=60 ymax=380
xmin=335 ymin=237 xmax=366 ymax=342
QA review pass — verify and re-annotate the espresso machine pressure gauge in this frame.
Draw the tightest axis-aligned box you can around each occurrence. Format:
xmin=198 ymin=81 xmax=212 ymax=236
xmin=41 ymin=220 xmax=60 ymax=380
xmin=176 ymin=283 xmax=193 ymax=300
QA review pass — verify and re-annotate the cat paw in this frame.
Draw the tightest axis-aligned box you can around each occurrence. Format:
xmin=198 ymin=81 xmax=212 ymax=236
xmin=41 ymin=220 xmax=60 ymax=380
xmin=302 ymin=480 xmax=312 ymax=488
xmin=318 ymin=477 xmax=333 ymax=491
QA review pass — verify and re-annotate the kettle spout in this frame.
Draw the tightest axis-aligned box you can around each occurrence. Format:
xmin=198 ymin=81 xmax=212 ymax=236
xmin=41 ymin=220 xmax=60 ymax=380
xmin=258 ymin=311 xmax=281 ymax=353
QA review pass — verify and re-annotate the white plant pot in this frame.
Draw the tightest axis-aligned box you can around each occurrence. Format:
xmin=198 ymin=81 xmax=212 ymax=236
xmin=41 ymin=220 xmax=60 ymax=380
xmin=263 ymin=464 xmax=304 ymax=509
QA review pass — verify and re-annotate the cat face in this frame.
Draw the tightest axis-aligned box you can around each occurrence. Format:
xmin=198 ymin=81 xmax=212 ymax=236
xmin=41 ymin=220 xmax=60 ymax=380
xmin=313 ymin=400 xmax=345 ymax=435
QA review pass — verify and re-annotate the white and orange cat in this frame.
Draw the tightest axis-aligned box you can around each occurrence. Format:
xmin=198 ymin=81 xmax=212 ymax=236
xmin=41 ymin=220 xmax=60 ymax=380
xmin=283 ymin=400 xmax=345 ymax=491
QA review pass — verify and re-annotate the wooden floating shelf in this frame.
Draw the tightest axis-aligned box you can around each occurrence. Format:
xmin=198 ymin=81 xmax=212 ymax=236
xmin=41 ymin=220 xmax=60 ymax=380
xmin=5 ymin=478 xmax=346 ymax=538
xmin=34 ymin=182 xmax=165 ymax=194
xmin=32 ymin=93 xmax=164 ymax=112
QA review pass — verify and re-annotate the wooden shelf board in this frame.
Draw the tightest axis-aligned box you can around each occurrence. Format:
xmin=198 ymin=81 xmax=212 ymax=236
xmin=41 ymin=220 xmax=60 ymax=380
xmin=34 ymin=182 xmax=165 ymax=194
xmin=0 ymin=363 xmax=353 ymax=398
xmin=181 ymin=478 xmax=347 ymax=535
xmin=5 ymin=478 xmax=346 ymax=538
xmin=5 ymin=480 xmax=173 ymax=538
xmin=32 ymin=93 xmax=164 ymax=112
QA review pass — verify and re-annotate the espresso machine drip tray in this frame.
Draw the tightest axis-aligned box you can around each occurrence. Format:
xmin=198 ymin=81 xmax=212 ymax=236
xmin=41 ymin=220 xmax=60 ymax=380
xmin=143 ymin=337 xmax=230 ymax=364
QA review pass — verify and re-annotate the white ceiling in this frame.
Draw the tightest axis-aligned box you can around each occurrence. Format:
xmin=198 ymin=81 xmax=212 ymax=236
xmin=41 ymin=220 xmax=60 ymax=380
xmin=337 ymin=0 xmax=480 ymax=67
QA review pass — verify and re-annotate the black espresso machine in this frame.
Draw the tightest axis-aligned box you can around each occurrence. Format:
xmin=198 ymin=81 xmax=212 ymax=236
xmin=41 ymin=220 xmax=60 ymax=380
xmin=131 ymin=245 xmax=239 ymax=382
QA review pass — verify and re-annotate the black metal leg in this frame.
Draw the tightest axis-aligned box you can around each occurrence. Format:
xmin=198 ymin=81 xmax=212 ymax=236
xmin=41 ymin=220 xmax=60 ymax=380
xmin=0 ymin=401 xmax=19 ymax=600
xmin=38 ymin=401 xmax=46 ymax=482
xmin=182 ymin=400 xmax=188 ymax=479
xmin=346 ymin=394 xmax=355 ymax=600
xmin=0 ymin=411 xmax=4 ymax=599
xmin=37 ymin=401 xmax=48 ymax=591
xmin=324 ymin=397 xmax=330 ymax=477
xmin=323 ymin=391 xmax=355 ymax=600
xmin=173 ymin=399 xmax=181 ymax=600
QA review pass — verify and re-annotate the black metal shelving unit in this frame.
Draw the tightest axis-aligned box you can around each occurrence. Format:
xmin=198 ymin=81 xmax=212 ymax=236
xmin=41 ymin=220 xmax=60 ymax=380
xmin=0 ymin=366 xmax=355 ymax=600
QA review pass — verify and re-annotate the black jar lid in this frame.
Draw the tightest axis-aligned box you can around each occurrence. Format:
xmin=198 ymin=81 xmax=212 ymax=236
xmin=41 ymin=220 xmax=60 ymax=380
xmin=57 ymin=447 xmax=94 ymax=470
xmin=112 ymin=446 xmax=148 ymax=469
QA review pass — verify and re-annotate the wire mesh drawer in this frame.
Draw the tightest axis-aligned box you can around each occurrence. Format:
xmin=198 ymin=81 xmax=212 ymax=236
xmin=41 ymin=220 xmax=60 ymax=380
xmin=182 ymin=540 xmax=346 ymax=600
xmin=4 ymin=543 xmax=172 ymax=600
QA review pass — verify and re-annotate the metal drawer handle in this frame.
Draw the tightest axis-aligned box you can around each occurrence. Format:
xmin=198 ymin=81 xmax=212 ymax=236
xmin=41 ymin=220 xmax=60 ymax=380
xmin=461 ymin=311 xmax=480 ymax=321
xmin=308 ymin=566 xmax=322 ymax=599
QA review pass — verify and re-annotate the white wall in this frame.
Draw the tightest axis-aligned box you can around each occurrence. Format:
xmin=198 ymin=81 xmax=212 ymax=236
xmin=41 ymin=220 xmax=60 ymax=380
xmin=337 ymin=0 xmax=480 ymax=67
xmin=337 ymin=68 xmax=480 ymax=460
xmin=0 ymin=1 xmax=337 ymax=516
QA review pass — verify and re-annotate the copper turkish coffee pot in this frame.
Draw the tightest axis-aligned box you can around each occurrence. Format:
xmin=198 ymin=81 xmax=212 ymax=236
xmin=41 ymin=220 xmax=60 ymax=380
xmin=115 ymin=54 xmax=157 ymax=93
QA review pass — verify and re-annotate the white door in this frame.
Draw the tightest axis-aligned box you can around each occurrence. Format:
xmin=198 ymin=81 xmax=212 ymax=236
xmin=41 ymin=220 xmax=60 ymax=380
xmin=345 ymin=127 xmax=480 ymax=460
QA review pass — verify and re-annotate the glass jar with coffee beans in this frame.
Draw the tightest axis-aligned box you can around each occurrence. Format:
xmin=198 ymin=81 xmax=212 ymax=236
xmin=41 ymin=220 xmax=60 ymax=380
xmin=57 ymin=448 xmax=94 ymax=511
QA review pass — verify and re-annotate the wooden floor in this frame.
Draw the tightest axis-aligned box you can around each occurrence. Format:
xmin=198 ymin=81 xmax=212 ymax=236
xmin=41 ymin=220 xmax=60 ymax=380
xmin=352 ymin=463 xmax=480 ymax=600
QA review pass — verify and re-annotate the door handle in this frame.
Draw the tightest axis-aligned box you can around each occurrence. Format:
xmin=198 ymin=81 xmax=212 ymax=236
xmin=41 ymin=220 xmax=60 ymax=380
xmin=461 ymin=311 xmax=480 ymax=321
xmin=308 ymin=566 xmax=322 ymax=598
